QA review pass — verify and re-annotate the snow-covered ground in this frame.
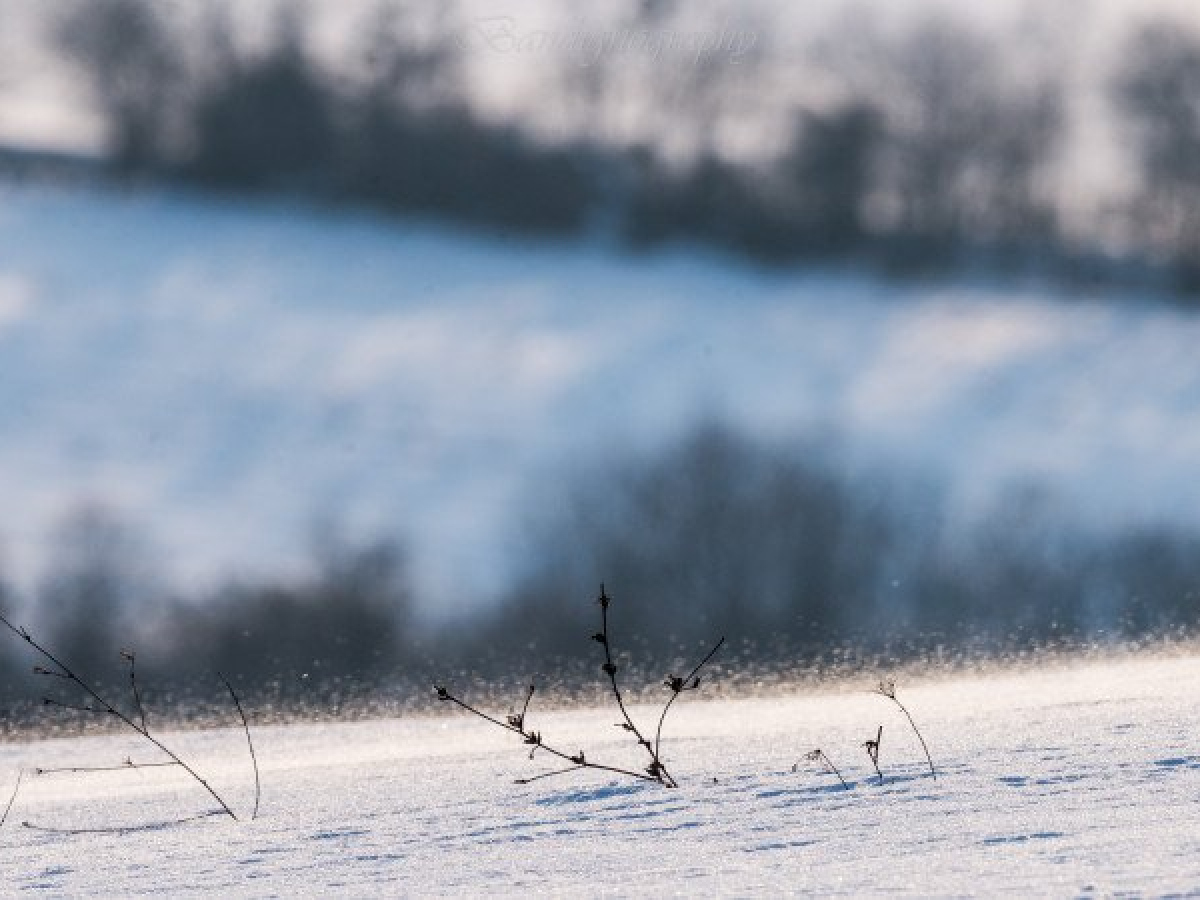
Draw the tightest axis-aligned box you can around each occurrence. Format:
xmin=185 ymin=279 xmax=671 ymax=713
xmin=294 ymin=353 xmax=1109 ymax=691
xmin=6 ymin=183 xmax=1200 ymax=620
xmin=1 ymin=654 xmax=1197 ymax=895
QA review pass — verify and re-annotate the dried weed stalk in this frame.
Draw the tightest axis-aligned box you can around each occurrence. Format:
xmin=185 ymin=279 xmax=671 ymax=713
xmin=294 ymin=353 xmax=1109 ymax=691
xmin=794 ymin=748 xmax=849 ymax=789
xmin=874 ymin=677 xmax=937 ymax=780
xmin=436 ymin=585 xmax=724 ymax=788
xmin=0 ymin=611 xmax=259 ymax=830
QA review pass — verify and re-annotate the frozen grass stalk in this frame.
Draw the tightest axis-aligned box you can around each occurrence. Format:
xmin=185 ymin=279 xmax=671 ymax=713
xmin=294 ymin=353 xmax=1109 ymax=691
xmin=864 ymin=725 xmax=884 ymax=784
xmin=0 ymin=610 xmax=259 ymax=828
xmin=794 ymin=748 xmax=849 ymax=789
xmin=874 ymin=677 xmax=937 ymax=780
xmin=435 ymin=584 xmax=724 ymax=788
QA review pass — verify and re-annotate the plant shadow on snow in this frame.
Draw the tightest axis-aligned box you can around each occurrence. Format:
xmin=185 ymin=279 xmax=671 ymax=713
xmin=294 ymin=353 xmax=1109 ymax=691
xmin=1152 ymin=756 xmax=1200 ymax=771
xmin=980 ymin=831 xmax=1066 ymax=846
xmin=533 ymin=782 xmax=656 ymax=807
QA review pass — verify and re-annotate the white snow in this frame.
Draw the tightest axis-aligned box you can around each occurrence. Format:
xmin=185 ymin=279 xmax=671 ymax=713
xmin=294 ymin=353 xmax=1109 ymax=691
xmin=1 ymin=654 xmax=1198 ymax=895
xmin=4 ymin=184 xmax=1200 ymax=619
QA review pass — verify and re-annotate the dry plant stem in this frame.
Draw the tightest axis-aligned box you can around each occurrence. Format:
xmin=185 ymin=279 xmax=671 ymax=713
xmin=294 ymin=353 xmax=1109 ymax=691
xmin=1 ymin=770 xmax=22 ymax=827
xmin=36 ymin=761 xmax=181 ymax=775
xmin=0 ymin=612 xmax=237 ymax=821
xmin=796 ymin=749 xmax=849 ymax=789
xmin=124 ymin=650 xmax=147 ymax=733
xmin=595 ymin=586 xmax=677 ymax=787
xmin=437 ymin=588 xmax=721 ymax=789
xmin=875 ymin=679 xmax=937 ymax=780
xmin=653 ymin=636 xmax=726 ymax=761
xmin=864 ymin=725 xmax=884 ymax=784
xmin=220 ymin=672 xmax=261 ymax=821
xmin=892 ymin=697 xmax=937 ymax=781
xmin=435 ymin=688 xmax=658 ymax=785
xmin=895 ymin=699 xmax=935 ymax=779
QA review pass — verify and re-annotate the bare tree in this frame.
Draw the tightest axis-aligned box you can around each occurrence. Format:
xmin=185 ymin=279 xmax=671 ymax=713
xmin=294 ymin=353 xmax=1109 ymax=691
xmin=1114 ymin=22 xmax=1200 ymax=286
xmin=57 ymin=0 xmax=185 ymax=170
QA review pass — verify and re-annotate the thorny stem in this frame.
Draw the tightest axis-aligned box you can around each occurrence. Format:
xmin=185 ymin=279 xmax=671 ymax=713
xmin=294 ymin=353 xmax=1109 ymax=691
xmin=594 ymin=585 xmax=676 ymax=787
xmin=0 ymin=611 xmax=239 ymax=822
xmin=435 ymin=687 xmax=659 ymax=785
xmin=220 ymin=673 xmax=261 ymax=820
xmin=653 ymin=636 xmax=725 ymax=762
xmin=1 ymin=770 xmax=23 ymax=827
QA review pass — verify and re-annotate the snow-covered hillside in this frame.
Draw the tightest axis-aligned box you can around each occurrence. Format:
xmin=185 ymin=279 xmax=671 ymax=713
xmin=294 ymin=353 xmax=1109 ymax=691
xmin=5 ymin=184 xmax=1200 ymax=616
xmin=1 ymin=654 xmax=1197 ymax=895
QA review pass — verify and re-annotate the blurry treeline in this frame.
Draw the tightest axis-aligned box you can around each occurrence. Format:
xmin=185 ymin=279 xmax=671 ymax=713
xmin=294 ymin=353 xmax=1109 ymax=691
xmin=30 ymin=0 xmax=1200 ymax=291
xmin=3 ymin=423 xmax=1199 ymax=721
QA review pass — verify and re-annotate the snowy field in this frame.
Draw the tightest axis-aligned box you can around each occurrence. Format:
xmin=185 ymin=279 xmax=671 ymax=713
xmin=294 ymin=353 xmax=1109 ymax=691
xmin=1 ymin=653 xmax=1198 ymax=896
xmin=6 ymin=184 xmax=1200 ymax=619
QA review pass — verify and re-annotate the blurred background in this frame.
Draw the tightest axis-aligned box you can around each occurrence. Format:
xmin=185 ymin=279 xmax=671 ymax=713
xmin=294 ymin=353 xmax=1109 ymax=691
xmin=3 ymin=0 xmax=1200 ymax=717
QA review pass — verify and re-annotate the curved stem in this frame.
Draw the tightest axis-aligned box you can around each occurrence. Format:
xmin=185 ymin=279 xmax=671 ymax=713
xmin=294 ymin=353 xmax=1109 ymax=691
xmin=438 ymin=689 xmax=658 ymax=784
xmin=893 ymin=698 xmax=937 ymax=780
xmin=35 ymin=761 xmax=181 ymax=775
xmin=597 ymin=588 xmax=676 ymax=787
xmin=220 ymin=673 xmax=261 ymax=820
xmin=653 ymin=636 xmax=725 ymax=760
xmin=1 ymin=770 xmax=23 ymax=827
xmin=0 ymin=612 xmax=238 ymax=821
xmin=820 ymin=751 xmax=849 ymax=789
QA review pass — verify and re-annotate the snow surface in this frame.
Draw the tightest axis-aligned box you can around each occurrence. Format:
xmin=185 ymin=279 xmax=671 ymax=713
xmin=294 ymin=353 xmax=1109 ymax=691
xmin=6 ymin=184 xmax=1200 ymax=620
xmin=1 ymin=654 xmax=1198 ymax=896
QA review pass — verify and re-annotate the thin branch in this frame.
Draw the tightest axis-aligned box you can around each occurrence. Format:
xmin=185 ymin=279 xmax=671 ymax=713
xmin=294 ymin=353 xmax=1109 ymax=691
xmin=654 ymin=635 xmax=725 ymax=761
xmin=0 ymin=611 xmax=238 ymax=821
xmin=435 ymin=587 xmax=720 ymax=790
xmin=1 ymin=770 xmax=23 ymax=827
xmin=507 ymin=683 xmax=536 ymax=731
xmin=864 ymin=725 xmax=884 ymax=784
xmin=41 ymin=698 xmax=113 ymax=716
xmin=435 ymin=686 xmax=658 ymax=784
xmin=514 ymin=765 xmax=583 ymax=785
xmin=593 ymin=585 xmax=676 ymax=786
xmin=219 ymin=672 xmax=261 ymax=821
xmin=794 ymin=749 xmax=849 ymax=789
xmin=874 ymin=678 xmax=937 ymax=780
xmin=34 ymin=760 xmax=181 ymax=776
xmin=122 ymin=650 xmax=147 ymax=734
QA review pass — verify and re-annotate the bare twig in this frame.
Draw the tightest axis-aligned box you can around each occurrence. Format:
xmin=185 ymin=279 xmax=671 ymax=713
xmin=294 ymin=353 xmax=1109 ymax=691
xmin=592 ymin=585 xmax=674 ymax=785
xmin=874 ymin=678 xmax=937 ymax=780
xmin=122 ymin=649 xmax=147 ymax=733
xmin=0 ymin=611 xmax=238 ymax=821
xmin=863 ymin=725 xmax=884 ymax=784
xmin=35 ymin=759 xmax=181 ymax=776
xmin=514 ymin=765 xmax=585 ymax=785
xmin=1 ymin=770 xmax=23 ymax=827
xmin=220 ymin=672 xmax=261 ymax=821
xmin=434 ymin=685 xmax=659 ymax=784
xmin=654 ymin=635 xmax=725 ymax=762
xmin=794 ymin=748 xmax=849 ymax=789
xmin=437 ymin=586 xmax=721 ymax=789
